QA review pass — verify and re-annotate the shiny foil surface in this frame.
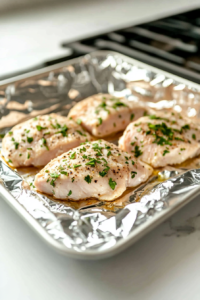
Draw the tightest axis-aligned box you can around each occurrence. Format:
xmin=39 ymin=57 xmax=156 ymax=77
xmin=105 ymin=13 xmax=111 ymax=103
xmin=0 ymin=51 xmax=200 ymax=258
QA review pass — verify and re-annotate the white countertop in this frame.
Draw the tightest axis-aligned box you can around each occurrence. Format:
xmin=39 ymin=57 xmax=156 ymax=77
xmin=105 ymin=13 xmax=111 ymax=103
xmin=1 ymin=1 xmax=200 ymax=299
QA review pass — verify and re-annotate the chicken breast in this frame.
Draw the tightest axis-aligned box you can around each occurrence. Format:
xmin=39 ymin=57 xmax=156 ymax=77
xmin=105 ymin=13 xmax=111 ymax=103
xmin=2 ymin=114 xmax=92 ymax=167
xmin=34 ymin=140 xmax=152 ymax=201
xmin=119 ymin=113 xmax=200 ymax=168
xmin=68 ymin=94 xmax=147 ymax=137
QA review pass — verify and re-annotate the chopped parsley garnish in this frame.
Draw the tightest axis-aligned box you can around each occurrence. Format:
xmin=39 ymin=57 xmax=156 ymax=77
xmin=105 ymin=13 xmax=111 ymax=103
xmin=131 ymin=142 xmax=135 ymax=146
xmin=137 ymin=128 xmax=142 ymax=132
xmin=33 ymin=117 xmax=38 ymax=121
xmin=60 ymin=171 xmax=68 ymax=176
xmin=19 ymin=153 xmax=22 ymax=156
xmin=36 ymin=125 xmax=47 ymax=131
xmin=109 ymin=178 xmax=117 ymax=190
xmin=85 ymin=158 xmax=101 ymax=167
xmin=149 ymin=115 xmax=168 ymax=121
xmin=70 ymin=152 xmax=76 ymax=159
xmin=45 ymin=170 xmax=49 ymax=172
xmin=71 ymin=178 xmax=75 ymax=183
xmin=134 ymin=122 xmax=141 ymax=127
xmin=99 ymin=165 xmax=110 ymax=177
xmin=147 ymin=121 xmax=177 ymax=145
xmin=95 ymin=150 xmax=102 ymax=157
xmin=133 ymin=145 xmax=143 ymax=158
xmin=148 ymin=122 xmax=173 ymax=138
xmin=50 ymin=123 xmax=56 ymax=129
xmin=76 ymin=119 xmax=82 ymax=125
xmin=27 ymin=148 xmax=32 ymax=150
xmin=163 ymin=149 xmax=170 ymax=156
xmin=67 ymin=190 xmax=72 ymax=197
xmin=98 ymin=102 xmax=106 ymax=108
xmin=80 ymin=140 xmax=89 ymax=145
xmin=101 ymin=157 xmax=108 ymax=164
xmin=153 ymin=136 xmax=172 ymax=146
xmin=29 ymin=182 xmax=35 ymax=188
xmin=44 ymin=132 xmax=50 ymax=135
xmin=8 ymin=131 xmax=13 ymax=135
xmin=104 ymin=108 xmax=110 ymax=114
xmin=50 ymin=178 xmax=57 ymax=187
xmin=132 ymin=160 xmax=135 ymax=165
xmin=97 ymin=102 xmax=110 ymax=114
xmin=56 ymin=122 xmax=61 ymax=128
xmin=173 ymin=129 xmax=181 ymax=133
xmin=105 ymin=145 xmax=111 ymax=149
xmin=73 ymin=164 xmax=82 ymax=168
xmin=11 ymin=137 xmax=15 ymax=141
xmin=98 ymin=118 xmax=102 ymax=126
xmin=192 ymin=134 xmax=196 ymax=140
xmin=107 ymin=151 xmax=112 ymax=157
xmin=8 ymin=159 xmax=12 ymax=163
xmin=84 ymin=175 xmax=92 ymax=184
xmin=80 ymin=147 xmax=86 ymax=153
xmin=182 ymin=124 xmax=190 ymax=130
xmin=41 ymin=137 xmax=49 ymax=150
xmin=27 ymin=136 xmax=33 ymax=143
xmin=14 ymin=142 xmax=19 ymax=149
xmin=175 ymin=137 xmax=184 ymax=141
xmin=55 ymin=124 xmax=68 ymax=137
xmin=131 ymin=171 xmax=137 ymax=179
xmin=82 ymin=154 xmax=88 ymax=159
xmin=180 ymin=148 xmax=186 ymax=151
xmin=113 ymin=123 xmax=116 ymax=127
xmin=50 ymin=173 xmax=60 ymax=178
xmin=92 ymin=143 xmax=103 ymax=152
xmin=27 ymin=153 xmax=30 ymax=159
xmin=0 ymin=134 xmax=5 ymax=138
xmin=76 ymin=130 xmax=86 ymax=136
xmin=112 ymin=101 xmax=127 ymax=109
xmin=130 ymin=113 xmax=134 ymax=121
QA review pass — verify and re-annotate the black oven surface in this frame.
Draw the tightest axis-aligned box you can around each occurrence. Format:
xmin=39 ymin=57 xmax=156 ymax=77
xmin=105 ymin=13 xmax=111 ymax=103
xmin=62 ymin=8 xmax=200 ymax=83
xmin=2 ymin=8 xmax=200 ymax=83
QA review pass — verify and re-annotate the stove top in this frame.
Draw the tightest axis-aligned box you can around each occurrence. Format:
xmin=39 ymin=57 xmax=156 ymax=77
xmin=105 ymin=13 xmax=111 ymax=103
xmin=2 ymin=8 xmax=200 ymax=83
xmin=62 ymin=8 xmax=200 ymax=83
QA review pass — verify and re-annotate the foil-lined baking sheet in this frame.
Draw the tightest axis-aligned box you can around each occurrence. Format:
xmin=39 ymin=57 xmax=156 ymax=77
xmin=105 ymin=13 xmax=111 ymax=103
xmin=1 ymin=51 xmax=200 ymax=259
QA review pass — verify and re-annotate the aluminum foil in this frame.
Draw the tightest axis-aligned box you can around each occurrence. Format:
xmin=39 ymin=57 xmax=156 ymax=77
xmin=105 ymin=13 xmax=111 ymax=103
xmin=1 ymin=51 xmax=200 ymax=257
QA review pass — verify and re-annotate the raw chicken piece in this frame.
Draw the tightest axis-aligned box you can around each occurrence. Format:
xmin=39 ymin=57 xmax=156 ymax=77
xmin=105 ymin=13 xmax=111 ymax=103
xmin=34 ymin=140 xmax=152 ymax=201
xmin=2 ymin=114 xmax=92 ymax=167
xmin=68 ymin=94 xmax=147 ymax=137
xmin=119 ymin=112 xmax=200 ymax=168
